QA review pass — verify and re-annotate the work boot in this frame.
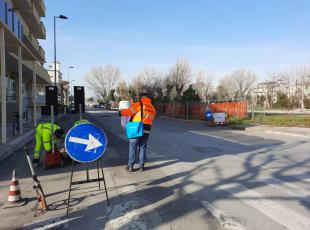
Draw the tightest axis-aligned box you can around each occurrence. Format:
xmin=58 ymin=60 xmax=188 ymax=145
xmin=32 ymin=159 xmax=39 ymax=169
xmin=125 ymin=165 xmax=134 ymax=172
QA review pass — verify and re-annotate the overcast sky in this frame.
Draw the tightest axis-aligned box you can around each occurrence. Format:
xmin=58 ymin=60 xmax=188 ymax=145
xmin=41 ymin=0 xmax=310 ymax=96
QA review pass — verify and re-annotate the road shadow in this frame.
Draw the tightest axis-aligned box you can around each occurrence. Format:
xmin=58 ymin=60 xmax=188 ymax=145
xmin=1 ymin=111 xmax=309 ymax=229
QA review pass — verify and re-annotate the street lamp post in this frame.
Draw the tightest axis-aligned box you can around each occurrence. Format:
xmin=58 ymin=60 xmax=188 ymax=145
xmin=68 ymin=66 xmax=74 ymax=106
xmin=53 ymin=14 xmax=68 ymax=87
xmin=71 ymin=79 xmax=75 ymax=104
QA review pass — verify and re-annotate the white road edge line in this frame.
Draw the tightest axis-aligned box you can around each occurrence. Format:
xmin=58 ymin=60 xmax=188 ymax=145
xmin=257 ymin=177 xmax=310 ymax=205
xmin=189 ymin=131 xmax=250 ymax=146
xmin=217 ymin=183 xmax=310 ymax=230
xmin=224 ymin=153 xmax=310 ymax=203
xmin=23 ymin=216 xmax=78 ymax=230
xmin=264 ymin=130 xmax=310 ymax=139
xmin=201 ymin=201 xmax=247 ymax=230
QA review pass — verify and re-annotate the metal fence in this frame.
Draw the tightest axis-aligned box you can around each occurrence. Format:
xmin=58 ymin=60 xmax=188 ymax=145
xmin=154 ymin=100 xmax=248 ymax=121
xmin=248 ymin=96 xmax=310 ymax=117
xmin=154 ymin=97 xmax=310 ymax=122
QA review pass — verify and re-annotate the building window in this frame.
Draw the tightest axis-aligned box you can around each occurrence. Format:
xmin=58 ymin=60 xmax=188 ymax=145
xmin=6 ymin=75 xmax=17 ymax=102
xmin=6 ymin=1 xmax=12 ymax=29
xmin=5 ymin=74 xmax=9 ymax=98
xmin=17 ymin=19 xmax=20 ymax=39
xmin=4 ymin=1 xmax=7 ymax=24
xmin=12 ymin=10 xmax=14 ymax=32
xmin=0 ymin=0 xmax=5 ymax=22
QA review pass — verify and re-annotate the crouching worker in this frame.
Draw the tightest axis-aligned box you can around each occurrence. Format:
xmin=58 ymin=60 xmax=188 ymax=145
xmin=33 ymin=123 xmax=64 ymax=168
xmin=74 ymin=119 xmax=90 ymax=126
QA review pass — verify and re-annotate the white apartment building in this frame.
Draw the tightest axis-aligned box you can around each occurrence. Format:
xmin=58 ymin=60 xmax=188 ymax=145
xmin=0 ymin=0 xmax=50 ymax=143
xmin=47 ymin=61 xmax=70 ymax=107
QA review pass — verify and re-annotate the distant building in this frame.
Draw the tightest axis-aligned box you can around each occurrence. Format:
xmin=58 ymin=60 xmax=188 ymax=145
xmin=254 ymin=79 xmax=289 ymax=103
xmin=47 ymin=61 xmax=70 ymax=106
xmin=0 ymin=0 xmax=50 ymax=143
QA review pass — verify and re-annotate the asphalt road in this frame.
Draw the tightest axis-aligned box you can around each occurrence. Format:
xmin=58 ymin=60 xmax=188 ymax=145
xmin=0 ymin=110 xmax=309 ymax=230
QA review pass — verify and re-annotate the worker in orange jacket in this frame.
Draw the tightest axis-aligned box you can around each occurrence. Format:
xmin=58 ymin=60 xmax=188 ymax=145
xmin=120 ymin=92 xmax=156 ymax=172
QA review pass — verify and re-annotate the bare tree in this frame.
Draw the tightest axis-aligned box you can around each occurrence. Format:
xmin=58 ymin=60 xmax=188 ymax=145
xmin=116 ymin=80 xmax=130 ymax=101
xmin=168 ymin=58 xmax=192 ymax=101
xmin=193 ymin=70 xmax=213 ymax=102
xmin=85 ymin=64 xmax=121 ymax=101
xmin=230 ymin=69 xmax=257 ymax=99
xmin=217 ymin=75 xmax=238 ymax=100
xmin=162 ymin=74 xmax=174 ymax=101
xmin=275 ymin=66 xmax=310 ymax=109
xmin=131 ymin=67 xmax=164 ymax=100
xmin=289 ymin=66 xmax=310 ymax=110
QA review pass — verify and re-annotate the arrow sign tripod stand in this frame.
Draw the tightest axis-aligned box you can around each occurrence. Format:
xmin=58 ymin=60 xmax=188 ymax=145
xmin=66 ymin=158 xmax=110 ymax=215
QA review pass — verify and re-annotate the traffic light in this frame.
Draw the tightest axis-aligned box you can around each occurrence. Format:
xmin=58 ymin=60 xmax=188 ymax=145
xmin=74 ymin=86 xmax=85 ymax=113
xmin=45 ymin=86 xmax=58 ymax=115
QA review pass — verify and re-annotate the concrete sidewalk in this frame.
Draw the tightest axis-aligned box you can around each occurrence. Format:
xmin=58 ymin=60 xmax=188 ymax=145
xmin=232 ymin=124 xmax=310 ymax=138
xmin=0 ymin=114 xmax=82 ymax=230
xmin=0 ymin=114 xmax=65 ymax=162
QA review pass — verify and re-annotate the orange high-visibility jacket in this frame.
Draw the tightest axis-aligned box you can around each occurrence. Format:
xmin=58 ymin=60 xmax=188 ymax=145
xmin=121 ymin=97 xmax=156 ymax=135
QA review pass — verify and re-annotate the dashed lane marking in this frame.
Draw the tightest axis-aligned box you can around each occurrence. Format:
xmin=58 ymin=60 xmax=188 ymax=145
xmin=189 ymin=131 xmax=250 ymax=146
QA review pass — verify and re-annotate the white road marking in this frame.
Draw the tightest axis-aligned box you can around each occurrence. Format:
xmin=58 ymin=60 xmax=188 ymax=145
xmin=201 ymin=201 xmax=247 ymax=230
xmin=189 ymin=131 xmax=250 ymax=146
xmin=257 ymin=177 xmax=310 ymax=204
xmin=23 ymin=216 xmax=77 ymax=229
xmin=217 ymin=183 xmax=310 ymax=230
xmin=146 ymin=148 xmax=165 ymax=159
xmin=264 ymin=130 xmax=310 ymax=139
xmin=105 ymin=202 xmax=147 ymax=230
xmin=223 ymin=153 xmax=310 ymax=203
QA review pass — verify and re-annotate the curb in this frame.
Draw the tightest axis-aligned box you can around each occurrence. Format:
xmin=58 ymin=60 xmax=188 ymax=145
xmin=264 ymin=130 xmax=310 ymax=139
xmin=0 ymin=129 xmax=34 ymax=162
xmin=231 ymin=125 xmax=246 ymax=130
xmin=0 ymin=114 xmax=66 ymax=162
xmin=232 ymin=125 xmax=310 ymax=139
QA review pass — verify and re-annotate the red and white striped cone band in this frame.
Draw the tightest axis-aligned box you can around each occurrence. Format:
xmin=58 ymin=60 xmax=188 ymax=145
xmin=7 ymin=172 xmax=22 ymax=203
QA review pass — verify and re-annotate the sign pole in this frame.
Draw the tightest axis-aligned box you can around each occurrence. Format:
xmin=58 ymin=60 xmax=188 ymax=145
xmin=65 ymin=123 xmax=110 ymax=215
xmin=79 ymin=104 xmax=82 ymax=120
xmin=66 ymin=158 xmax=110 ymax=215
xmin=86 ymin=163 xmax=89 ymax=181
xmin=66 ymin=160 xmax=75 ymax=216
xmin=99 ymin=158 xmax=110 ymax=205
xmin=51 ymin=105 xmax=54 ymax=153
xmin=96 ymin=160 xmax=101 ymax=190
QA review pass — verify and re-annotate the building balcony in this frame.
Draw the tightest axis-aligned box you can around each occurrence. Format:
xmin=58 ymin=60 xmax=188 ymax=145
xmin=22 ymin=32 xmax=45 ymax=62
xmin=35 ymin=21 xmax=46 ymax=39
xmin=33 ymin=0 xmax=46 ymax=17
xmin=12 ymin=0 xmax=45 ymax=39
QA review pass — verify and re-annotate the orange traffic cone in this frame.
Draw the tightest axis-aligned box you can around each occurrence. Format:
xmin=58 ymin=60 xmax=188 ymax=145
xmin=3 ymin=170 xmax=26 ymax=208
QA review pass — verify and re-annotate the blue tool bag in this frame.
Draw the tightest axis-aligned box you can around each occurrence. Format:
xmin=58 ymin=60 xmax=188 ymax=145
xmin=125 ymin=102 xmax=144 ymax=139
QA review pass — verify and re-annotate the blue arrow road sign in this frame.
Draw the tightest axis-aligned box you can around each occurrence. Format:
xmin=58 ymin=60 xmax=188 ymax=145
xmin=205 ymin=111 xmax=213 ymax=120
xmin=65 ymin=123 xmax=107 ymax=163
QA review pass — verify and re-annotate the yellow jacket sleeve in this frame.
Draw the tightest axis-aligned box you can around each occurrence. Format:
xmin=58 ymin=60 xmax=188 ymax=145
xmin=42 ymin=128 xmax=52 ymax=152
